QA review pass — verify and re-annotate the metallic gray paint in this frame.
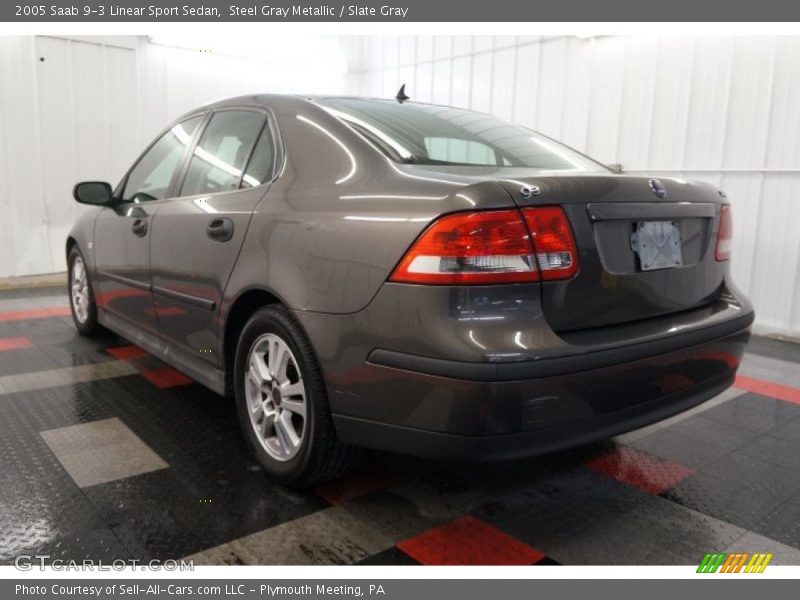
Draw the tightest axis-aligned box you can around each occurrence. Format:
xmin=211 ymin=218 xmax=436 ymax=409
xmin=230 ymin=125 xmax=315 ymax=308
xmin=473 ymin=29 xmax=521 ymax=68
xmin=68 ymin=94 xmax=754 ymax=458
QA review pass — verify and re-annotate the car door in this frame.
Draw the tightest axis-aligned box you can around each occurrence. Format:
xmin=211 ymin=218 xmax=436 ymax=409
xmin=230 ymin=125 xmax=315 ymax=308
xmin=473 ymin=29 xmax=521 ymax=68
xmin=148 ymin=108 xmax=278 ymax=366
xmin=94 ymin=114 xmax=204 ymax=332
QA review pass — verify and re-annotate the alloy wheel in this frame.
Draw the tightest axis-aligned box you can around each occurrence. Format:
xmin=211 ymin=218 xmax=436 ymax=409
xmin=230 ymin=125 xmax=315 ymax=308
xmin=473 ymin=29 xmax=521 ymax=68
xmin=245 ymin=333 xmax=307 ymax=461
xmin=71 ymin=256 xmax=89 ymax=324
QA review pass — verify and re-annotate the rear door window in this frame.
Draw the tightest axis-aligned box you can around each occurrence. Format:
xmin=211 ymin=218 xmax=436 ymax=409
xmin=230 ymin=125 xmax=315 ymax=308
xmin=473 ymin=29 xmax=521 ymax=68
xmin=180 ymin=110 xmax=265 ymax=197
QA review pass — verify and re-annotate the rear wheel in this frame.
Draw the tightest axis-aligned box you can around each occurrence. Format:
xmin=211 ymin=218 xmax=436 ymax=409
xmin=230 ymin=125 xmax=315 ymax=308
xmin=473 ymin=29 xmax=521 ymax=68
xmin=68 ymin=246 xmax=102 ymax=336
xmin=233 ymin=305 xmax=357 ymax=487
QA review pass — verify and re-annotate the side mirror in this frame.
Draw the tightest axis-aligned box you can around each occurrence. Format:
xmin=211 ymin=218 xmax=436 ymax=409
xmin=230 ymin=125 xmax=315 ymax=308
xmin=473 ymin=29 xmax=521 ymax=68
xmin=607 ymin=163 xmax=623 ymax=174
xmin=73 ymin=181 xmax=114 ymax=206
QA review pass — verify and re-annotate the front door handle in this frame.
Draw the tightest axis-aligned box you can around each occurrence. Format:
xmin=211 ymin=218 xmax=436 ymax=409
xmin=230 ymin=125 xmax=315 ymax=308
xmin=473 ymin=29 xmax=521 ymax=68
xmin=207 ymin=218 xmax=234 ymax=243
xmin=132 ymin=218 xmax=148 ymax=237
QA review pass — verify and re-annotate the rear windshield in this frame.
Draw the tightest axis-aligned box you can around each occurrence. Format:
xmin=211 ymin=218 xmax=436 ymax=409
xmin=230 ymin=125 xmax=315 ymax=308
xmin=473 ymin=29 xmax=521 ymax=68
xmin=317 ymin=98 xmax=606 ymax=171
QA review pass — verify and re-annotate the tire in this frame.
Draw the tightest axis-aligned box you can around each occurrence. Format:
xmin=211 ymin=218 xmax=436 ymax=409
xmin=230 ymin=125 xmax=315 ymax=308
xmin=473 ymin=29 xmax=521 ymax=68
xmin=68 ymin=246 xmax=103 ymax=336
xmin=233 ymin=304 xmax=358 ymax=487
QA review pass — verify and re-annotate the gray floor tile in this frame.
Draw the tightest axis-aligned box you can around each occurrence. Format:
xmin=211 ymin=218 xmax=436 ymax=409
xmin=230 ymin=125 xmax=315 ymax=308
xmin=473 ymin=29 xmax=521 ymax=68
xmin=40 ymin=417 xmax=168 ymax=488
xmin=724 ymin=531 xmax=800 ymax=565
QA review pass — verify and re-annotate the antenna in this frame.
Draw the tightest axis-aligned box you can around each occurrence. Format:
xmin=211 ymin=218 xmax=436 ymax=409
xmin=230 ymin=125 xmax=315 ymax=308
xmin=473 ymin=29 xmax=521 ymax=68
xmin=395 ymin=84 xmax=410 ymax=104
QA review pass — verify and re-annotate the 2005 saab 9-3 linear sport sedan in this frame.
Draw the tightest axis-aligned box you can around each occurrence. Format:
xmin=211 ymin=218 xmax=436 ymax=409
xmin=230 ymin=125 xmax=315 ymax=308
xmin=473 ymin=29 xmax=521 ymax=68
xmin=68 ymin=94 xmax=753 ymax=486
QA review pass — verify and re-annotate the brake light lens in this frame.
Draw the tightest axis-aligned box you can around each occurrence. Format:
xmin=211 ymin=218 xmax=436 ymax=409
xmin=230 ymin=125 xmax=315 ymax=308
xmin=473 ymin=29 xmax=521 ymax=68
xmin=389 ymin=210 xmax=538 ymax=284
xmin=715 ymin=204 xmax=733 ymax=261
xmin=389 ymin=206 xmax=578 ymax=285
xmin=522 ymin=206 xmax=579 ymax=280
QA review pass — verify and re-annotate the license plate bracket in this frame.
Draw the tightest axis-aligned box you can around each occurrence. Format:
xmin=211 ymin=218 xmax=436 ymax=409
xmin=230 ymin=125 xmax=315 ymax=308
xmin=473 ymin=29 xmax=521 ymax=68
xmin=630 ymin=221 xmax=683 ymax=271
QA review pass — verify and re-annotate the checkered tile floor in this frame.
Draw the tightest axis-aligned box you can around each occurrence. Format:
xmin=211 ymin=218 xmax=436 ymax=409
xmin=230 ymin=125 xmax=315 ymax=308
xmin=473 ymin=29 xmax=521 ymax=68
xmin=1 ymin=286 xmax=800 ymax=566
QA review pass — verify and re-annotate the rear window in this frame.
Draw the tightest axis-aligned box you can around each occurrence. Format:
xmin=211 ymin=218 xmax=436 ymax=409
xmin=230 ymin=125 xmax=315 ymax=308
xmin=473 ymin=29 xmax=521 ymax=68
xmin=317 ymin=98 xmax=605 ymax=171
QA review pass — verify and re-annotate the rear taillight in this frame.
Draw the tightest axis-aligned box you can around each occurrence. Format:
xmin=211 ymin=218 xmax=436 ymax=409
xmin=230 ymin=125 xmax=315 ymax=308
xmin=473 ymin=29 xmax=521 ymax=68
xmin=715 ymin=204 xmax=733 ymax=261
xmin=389 ymin=207 xmax=578 ymax=285
xmin=521 ymin=206 xmax=579 ymax=280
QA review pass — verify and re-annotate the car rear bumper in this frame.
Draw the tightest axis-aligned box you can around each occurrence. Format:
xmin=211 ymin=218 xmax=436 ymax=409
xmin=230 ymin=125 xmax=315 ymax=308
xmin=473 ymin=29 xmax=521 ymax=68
xmin=293 ymin=278 xmax=753 ymax=460
xmin=330 ymin=319 xmax=751 ymax=460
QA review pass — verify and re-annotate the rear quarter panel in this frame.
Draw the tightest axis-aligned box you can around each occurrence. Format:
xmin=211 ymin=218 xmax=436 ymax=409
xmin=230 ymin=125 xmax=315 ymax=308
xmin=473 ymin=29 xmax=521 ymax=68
xmin=222 ymin=98 xmax=515 ymax=315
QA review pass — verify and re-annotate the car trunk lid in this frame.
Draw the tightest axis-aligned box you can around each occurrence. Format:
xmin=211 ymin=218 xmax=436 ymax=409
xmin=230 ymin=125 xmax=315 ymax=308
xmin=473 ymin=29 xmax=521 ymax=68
xmin=495 ymin=174 xmax=726 ymax=332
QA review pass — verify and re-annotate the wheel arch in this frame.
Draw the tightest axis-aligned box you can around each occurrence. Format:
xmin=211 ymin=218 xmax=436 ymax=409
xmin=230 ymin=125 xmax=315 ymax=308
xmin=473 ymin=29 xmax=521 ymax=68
xmin=221 ymin=287 xmax=283 ymax=395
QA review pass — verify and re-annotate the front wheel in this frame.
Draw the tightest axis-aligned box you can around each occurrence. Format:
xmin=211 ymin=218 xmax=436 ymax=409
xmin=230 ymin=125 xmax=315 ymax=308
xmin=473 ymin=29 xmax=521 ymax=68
xmin=68 ymin=246 xmax=103 ymax=336
xmin=233 ymin=305 xmax=357 ymax=487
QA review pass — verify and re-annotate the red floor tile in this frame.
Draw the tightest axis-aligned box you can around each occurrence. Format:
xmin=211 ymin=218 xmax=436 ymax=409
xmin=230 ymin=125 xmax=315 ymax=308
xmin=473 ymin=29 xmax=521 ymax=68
xmin=0 ymin=306 xmax=71 ymax=322
xmin=106 ymin=345 xmax=148 ymax=360
xmin=586 ymin=446 xmax=694 ymax=495
xmin=315 ymin=467 xmax=399 ymax=505
xmin=397 ymin=516 xmax=545 ymax=565
xmin=735 ymin=375 xmax=800 ymax=405
xmin=0 ymin=336 xmax=34 ymax=351
xmin=141 ymin=367 xmax=193 ymax=388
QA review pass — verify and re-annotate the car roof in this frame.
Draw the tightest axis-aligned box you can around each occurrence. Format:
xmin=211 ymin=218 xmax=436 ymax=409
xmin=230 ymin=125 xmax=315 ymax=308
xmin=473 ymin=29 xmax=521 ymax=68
xmin=193 ymin=93 xmax=442 ymax=112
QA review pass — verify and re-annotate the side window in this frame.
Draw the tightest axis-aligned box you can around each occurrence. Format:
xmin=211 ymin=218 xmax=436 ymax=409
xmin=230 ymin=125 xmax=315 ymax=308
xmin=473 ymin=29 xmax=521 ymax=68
xmin=123 ymin=116 xmax=202 ymax=202
xmin=241 ymin=126 xmax=276 ymax=189
xmin=180 ymin=110 xmax=265 ymax=197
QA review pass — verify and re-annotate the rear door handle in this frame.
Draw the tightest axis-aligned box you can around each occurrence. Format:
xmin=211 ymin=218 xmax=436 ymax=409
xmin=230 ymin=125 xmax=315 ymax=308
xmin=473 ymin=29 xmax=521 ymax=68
xmin=207 ymin=218 xmax=234 ymax=243
xmin=132 ymin=218 xmax=148 ymax=237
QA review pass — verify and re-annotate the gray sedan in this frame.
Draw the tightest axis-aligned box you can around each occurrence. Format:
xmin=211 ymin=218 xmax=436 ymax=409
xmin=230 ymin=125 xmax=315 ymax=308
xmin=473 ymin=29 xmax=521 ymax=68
xmin=67 ymin=94 xmax=753 ymax=485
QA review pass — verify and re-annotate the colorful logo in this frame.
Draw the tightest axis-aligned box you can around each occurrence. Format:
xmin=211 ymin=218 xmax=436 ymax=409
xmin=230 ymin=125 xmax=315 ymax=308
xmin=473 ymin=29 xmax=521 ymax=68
xmin=697 ymin=552 xmax=773 ymax=573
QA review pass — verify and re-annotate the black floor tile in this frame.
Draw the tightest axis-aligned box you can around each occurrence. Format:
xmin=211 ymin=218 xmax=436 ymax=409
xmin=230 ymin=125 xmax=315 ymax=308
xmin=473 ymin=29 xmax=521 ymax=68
xmin=668 ymin=414 xmax=760 ymax=451
xmin=0 ymin=346 xmax=62 ymax=376
xmin=700 ymin=398 xmax=791 ymax=434
xmin=475 ymin=468 xmax=650 ymax=554
xmin=747 ymin=336 xmax=800 ymax=364
xmin=769 ymin=415 xmax=800 ymax=444
xmin=30 ymin=529 xmax=132 ymax=564
xmin=699 ymin=452 xmax=800 ymax=495
xmin=752 ymin=490 xmax=800 ymax=548
xmin=663 ymin=473 xmax=789 ymax=530
xmin=630 ymin=428 xmax=730 ymax=470
xmin=737 ymin=435 xmax=800 ymax=472
xmin=356 ymin=546 xmax=420 ymax=565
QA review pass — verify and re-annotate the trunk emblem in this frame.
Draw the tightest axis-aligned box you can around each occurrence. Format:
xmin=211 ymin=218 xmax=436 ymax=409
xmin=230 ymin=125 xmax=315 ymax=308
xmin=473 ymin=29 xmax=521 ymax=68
xmin=520 ymin=185 xmax=540 ymax=199
xmin=649 ymin=178 xmax=667 ymax=199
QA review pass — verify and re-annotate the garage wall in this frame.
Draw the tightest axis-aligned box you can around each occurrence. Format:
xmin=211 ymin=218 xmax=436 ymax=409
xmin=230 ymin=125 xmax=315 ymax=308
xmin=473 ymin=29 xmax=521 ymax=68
xmin=346 ymin=35 xmax=800 ymax=338
xmin=0 ymin=35 xmax=352 ymax=279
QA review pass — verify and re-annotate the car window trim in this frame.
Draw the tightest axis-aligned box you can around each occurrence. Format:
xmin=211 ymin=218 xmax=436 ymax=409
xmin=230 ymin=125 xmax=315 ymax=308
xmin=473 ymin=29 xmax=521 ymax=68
xmin=240 ymin=118 xmax=280 ymax=190
xmin=167 ymin=110 xmax=215 ymax=200
xmin=171 ymin=106 xmax=270 ymax=200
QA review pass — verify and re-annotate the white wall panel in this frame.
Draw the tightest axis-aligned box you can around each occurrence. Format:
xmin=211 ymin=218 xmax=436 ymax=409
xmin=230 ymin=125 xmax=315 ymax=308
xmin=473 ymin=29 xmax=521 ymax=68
xmin=431 ymin=59 xmax=452 ymax=105
xmin=616 ymin=37 xmax=659 ymax=167
xmin=647 ymin=37 xmax=694 ymax=168
xmin=490 ymin=48 xmax=515 ymax=120
xmin=0 ymin=34 xmax=350 ymax=278
xmin=765 ymin=37 xmax=800 ymax=168
xmin=348 ymin=34 xmax=800 ymax=338
xmin=559 ymin=38 xmax=593 ymax=152
xmin=723 ymin=37 xmax=775 ymax=168
xmin=0 ymin=37 xmax=49 ymax=277
xmin=535 ymin=38 xmax=569 ymax=139
xmin=469 ymin=52 xmax=492 ymax=113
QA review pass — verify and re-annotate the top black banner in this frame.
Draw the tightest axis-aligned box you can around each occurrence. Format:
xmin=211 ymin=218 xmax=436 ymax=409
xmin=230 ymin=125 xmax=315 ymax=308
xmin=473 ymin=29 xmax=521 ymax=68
xmin=5 ymin=0 xmax=800 ymax=21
